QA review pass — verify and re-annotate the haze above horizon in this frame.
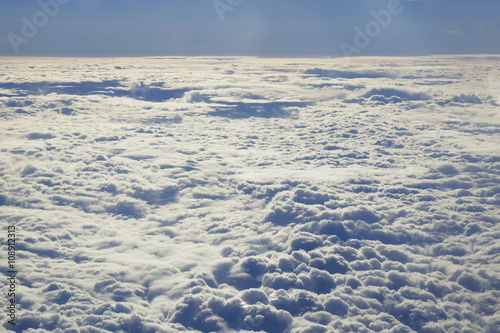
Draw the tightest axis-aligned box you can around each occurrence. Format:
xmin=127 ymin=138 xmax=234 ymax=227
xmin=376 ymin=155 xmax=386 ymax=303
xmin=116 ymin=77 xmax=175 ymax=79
xmin=0 ymin=0 xmax=499 ymax=57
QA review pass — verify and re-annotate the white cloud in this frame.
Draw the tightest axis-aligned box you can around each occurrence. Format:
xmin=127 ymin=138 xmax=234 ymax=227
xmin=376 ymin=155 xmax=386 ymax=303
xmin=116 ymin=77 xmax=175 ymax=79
xmin=0 ymin=55 xmax=499 ymax=332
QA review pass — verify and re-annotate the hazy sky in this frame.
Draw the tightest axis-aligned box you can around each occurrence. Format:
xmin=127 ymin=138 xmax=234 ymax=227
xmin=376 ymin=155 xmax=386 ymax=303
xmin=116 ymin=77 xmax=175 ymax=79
xmin=0 ymin=0 xmax=499 ymax=57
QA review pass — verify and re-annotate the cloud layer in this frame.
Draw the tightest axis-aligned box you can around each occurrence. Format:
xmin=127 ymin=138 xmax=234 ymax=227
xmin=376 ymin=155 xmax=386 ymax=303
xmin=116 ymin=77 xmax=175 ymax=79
xmin=0 ymin=55 xmax=499 ymax=332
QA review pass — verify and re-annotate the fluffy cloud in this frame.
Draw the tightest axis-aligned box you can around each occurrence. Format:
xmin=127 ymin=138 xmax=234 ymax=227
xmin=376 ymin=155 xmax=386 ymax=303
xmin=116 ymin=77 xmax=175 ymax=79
xmin=0 ymin=55 xmax=499 ymax=332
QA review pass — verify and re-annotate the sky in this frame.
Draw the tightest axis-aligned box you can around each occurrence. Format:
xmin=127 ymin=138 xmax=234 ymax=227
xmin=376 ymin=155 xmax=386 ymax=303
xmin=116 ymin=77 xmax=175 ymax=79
xmin=0 ymin=0 xmax=499 ymax=57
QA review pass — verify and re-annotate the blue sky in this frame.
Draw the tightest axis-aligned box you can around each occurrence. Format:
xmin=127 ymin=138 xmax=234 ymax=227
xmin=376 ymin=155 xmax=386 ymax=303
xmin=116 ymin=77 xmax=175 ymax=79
xmin=0 ymin=0 xmax=499 ymax=56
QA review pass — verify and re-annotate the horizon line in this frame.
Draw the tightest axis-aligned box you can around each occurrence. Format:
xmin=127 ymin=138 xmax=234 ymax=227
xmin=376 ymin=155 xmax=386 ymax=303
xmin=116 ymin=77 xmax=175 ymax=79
xmin=1 ymin=53 xmax=500 ymax=60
